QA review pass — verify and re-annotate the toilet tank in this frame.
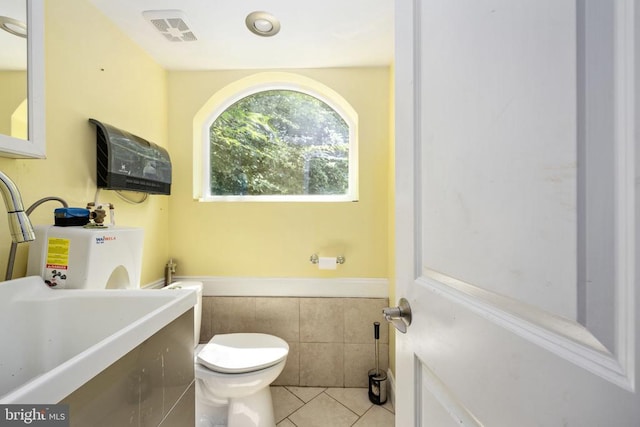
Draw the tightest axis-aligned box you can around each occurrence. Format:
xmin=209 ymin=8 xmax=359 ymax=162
xmin=165 ymin=282 xmax=203 ymax=347
xmin=26 ymin=226 xmax=144 ymax=289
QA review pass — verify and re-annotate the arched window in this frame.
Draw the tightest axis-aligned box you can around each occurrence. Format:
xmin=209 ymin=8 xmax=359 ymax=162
xmin=194 ymin=73 xmax=358 ymax=202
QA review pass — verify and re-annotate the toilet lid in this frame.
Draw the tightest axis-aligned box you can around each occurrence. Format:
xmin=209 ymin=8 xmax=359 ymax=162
xmin=197 ymin=333 xmax=289 ymax=374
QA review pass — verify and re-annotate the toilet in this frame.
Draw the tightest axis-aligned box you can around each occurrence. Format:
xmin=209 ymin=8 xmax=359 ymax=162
xmin=166 ymin=282 xmax=289 ymax=427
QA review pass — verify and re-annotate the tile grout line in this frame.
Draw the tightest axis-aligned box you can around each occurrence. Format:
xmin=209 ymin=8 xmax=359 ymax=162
xmin=284 ymin=385 xmax=326 ymax=403
xmin=281 ymin=389 xmax=361 ymax=427
xmin=320 ymin=390 xmax=362 ymax=421
xmin=274 ymin=386 xmax=395 ymax=427
xmin=275 ymin=386 xmax=306 ymax=422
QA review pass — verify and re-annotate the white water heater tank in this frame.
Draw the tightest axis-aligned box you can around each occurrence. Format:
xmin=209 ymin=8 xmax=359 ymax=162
xmin=26 ymin=226 xmax=144 ymax=289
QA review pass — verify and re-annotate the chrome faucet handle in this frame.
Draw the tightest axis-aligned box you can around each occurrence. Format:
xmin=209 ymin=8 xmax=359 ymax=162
xmin=382 ymin=298 xmax=412 ymax=334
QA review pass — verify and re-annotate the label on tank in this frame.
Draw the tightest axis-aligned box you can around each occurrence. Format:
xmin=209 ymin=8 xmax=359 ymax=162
xmin=45 ymin=238 xmax=70 ymax=288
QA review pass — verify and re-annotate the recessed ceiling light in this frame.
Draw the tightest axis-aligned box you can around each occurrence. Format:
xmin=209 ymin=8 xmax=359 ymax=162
xmin=253 ymin=19 xmax=273 ymax=33
xmin=0 ymin=16 xmax=27 ymax=38
xmin=245 ymin=11 xmax=280 ymax=37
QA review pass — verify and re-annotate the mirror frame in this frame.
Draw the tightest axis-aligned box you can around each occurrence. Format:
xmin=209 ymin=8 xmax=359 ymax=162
xmin=0 ymin=0 xmax=45 ymax=158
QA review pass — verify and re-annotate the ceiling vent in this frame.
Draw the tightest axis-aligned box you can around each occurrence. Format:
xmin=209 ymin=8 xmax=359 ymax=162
xmin=142 ymin=10 xmax=197 ymax=42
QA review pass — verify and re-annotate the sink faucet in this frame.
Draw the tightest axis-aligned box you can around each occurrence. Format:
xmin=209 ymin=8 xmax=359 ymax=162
xmin=5 ymin=196 xmax=68 ymax=280
xmin=0 ymin=171 xmax=35 ymax=243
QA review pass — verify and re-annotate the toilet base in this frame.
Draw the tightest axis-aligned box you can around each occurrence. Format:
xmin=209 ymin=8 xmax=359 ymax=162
xmin=228 ymin=387 xmax=275 ymax=427
xmin=196 ymin=399 xmax=227 ymax=427
xmin=196 ymin=384 xmax=276 ymax=427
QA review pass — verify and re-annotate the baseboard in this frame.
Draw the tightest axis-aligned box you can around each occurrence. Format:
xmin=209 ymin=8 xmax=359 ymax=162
xmin=387 ymin=368 xmax=396 ymax=411
xmin=150 ymin=275 xmax=390 ymax=298
xmin=143 ymin=279 xmax=165 ymax=289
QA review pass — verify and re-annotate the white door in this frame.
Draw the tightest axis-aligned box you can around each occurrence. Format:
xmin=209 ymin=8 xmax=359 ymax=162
xmin=394 ymin=0 xmax=640 ymax=426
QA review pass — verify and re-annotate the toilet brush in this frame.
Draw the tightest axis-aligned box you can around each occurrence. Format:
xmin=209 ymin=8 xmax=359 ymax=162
xmin=368 ymin=321 xmax=387 ymax=404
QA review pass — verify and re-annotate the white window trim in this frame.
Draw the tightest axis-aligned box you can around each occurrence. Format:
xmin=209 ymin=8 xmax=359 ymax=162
xmin=193 ymin=72 xmax=359 ymax=202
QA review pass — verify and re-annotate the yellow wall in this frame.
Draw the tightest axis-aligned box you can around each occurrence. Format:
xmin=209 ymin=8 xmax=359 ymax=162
xmin=0 ymin=1 xmax=392 ymax=288
xmin=167 ymin=68 xmax=390 ymax=278
xmin=0 ymin=0 xmax=169 ymax=284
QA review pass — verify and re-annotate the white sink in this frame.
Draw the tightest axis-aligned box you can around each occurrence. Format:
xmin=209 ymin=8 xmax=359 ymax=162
xmin=0 ymin=276 xmax=196 ymax=403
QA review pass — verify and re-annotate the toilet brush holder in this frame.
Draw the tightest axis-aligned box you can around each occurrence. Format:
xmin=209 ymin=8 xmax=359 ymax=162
xmin=368 ymin=322 xmax=387 ymax=405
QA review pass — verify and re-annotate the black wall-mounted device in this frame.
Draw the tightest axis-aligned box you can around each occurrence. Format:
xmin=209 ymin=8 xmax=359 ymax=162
xmin=89 ymin=119 xmax=171 ymax=195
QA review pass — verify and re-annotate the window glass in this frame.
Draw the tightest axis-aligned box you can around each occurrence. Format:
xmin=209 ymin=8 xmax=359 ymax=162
xmin=208 ymin=89 xmax=352 ymax=198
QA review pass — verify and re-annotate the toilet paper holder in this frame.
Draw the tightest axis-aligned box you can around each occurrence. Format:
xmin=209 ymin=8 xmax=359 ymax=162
xmin=309 ymin=254 xmax=345 ymax=265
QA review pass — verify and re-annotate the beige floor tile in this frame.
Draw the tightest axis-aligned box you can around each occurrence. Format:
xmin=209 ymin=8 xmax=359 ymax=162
xmin=276 ymin=419 xmax=296 ymax=427
xmin=353 ymin=404 xmax=395 ymax=427
xmin=285 ymin=386 xmax=326 ymax=403
xmin=289 ymin=393 xmax=358 ymax=427
xmin=271 ymin=386 xmax=304 ymax=423
xmin=382 ymin=397 xmax=394 ymax=413
xmin=325 ymin=387 xmax=372 ymax=416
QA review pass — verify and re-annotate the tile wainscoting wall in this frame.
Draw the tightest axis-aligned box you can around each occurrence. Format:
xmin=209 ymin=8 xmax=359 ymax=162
xmin=200 ymin=297 xmax=389 ymax=388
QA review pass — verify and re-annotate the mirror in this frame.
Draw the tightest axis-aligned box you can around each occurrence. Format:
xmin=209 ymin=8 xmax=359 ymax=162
xmin=0 ymin=0 xmax=44 ymax=158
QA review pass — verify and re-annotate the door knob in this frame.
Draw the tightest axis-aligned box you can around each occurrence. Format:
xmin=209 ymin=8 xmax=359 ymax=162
xmin=382 ymin=298 xmax=412 ymax=333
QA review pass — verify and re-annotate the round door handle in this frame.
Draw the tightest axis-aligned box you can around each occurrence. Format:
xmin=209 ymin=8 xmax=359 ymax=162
xmin=382 ymin=297 xmax=412 ymax=333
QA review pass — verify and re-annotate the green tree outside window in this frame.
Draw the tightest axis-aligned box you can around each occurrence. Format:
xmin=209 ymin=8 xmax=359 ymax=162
xmin=209 ymin=90 xmax=349 ymax=196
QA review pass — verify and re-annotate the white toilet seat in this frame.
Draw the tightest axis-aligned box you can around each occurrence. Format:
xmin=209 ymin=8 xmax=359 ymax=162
xmin=197 ymin=333 xmax=289 ymax=374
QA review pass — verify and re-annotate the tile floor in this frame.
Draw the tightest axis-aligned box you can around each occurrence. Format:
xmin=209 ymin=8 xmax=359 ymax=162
xmin=272 ymin=386 xmax=395 ymax=427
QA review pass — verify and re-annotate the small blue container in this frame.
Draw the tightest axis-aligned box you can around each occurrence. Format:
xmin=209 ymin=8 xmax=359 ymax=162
xmin=54 ymin=207 xmax=90 ymax=226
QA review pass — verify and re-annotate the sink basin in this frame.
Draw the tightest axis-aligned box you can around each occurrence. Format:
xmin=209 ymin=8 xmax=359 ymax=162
xmin=0 ymin=276 xmax=196 ymax=403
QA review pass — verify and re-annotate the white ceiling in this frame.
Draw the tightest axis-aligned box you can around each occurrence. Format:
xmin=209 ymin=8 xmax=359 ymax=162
xmin=88 ymin=0 xmax=395 ymax=71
